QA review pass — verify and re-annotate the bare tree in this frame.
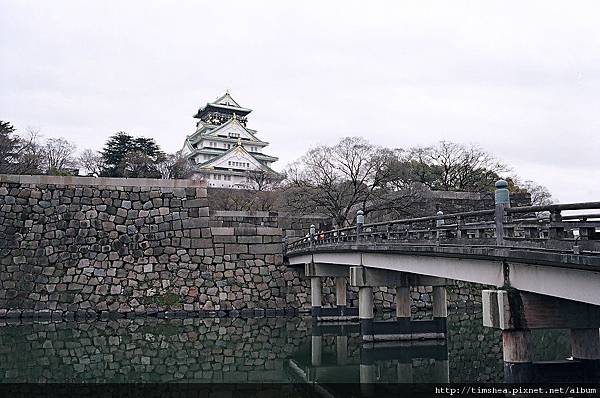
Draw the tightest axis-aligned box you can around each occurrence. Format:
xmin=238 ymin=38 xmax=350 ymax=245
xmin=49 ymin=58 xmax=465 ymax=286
xmin=407 ymin=141 xmax=508 ymax=192
xmin=282 ymin=137 xmax=421 ymax=227
xmin=44 ymin=137 xmax=77 ymax=175
xmin=156 ymin=151 xmax=193 ymax=179
xmin=511 ymin=178 xmax=554 ymax=206
xmin=78 ymin=149 xmax=104 ymax=176
xmin=239 ymin=169 xmax=284 ymax=190
xmin=16 ymin=128 xmax=45 ymax=174
xmin=208 ymin=188 xmax=258 ymax=211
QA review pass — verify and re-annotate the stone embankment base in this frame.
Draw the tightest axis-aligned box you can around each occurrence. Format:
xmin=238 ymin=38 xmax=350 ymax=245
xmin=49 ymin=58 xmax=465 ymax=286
xmin=0 ymin=307 xmax=306 ymax=321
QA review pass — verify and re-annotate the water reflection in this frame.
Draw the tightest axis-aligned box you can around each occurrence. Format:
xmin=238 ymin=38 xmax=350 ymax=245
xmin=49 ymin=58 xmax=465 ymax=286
xmin=0 ymin=309 xmax=571 ymax=385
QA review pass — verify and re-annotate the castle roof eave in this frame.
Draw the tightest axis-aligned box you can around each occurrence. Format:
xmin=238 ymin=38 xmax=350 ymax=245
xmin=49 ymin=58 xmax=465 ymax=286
xmin=193 ymin=103 xmax=252 ymax=118
xmin=192 ymin=145 xmax=277 ymax=173
xmin=187 ymin=147 xmax=278 ymax=161
xmin=201 ymin=116 xmax=261 ymax=141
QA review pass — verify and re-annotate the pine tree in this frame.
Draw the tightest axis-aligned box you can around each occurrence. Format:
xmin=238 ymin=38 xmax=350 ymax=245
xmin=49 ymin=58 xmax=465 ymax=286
xmin=132 ymin=137 xmax=166 ymax=162
xmin=100 ymin=132 xmax=165 ymax=177
xmin=100 ymin=132 xmax=135 ymax=177
xmin=0 ymin=121 xmax=20 ymax=173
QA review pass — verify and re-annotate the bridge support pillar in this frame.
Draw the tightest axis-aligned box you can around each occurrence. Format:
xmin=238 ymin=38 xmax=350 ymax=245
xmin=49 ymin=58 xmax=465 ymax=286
xmin=397 ymin=361 xmax=413 ymax=383
xmin=432 ymin=358 xmax=450 ymax=383
xmin=305 ymin=263 xmax=357 ymax=321
xmin=571 ymin=328 xmax=600 ymax=360
xmin=433 ymin=286 xmax=448 ymax=335
xmin=502 ymin=329 xmax=534 ymax=383
xmin=396 ymin=286 xmax=411 ymax=319
xmin=359 ymin=363 xmax=377 ymax=397
xmin=433 ymin=286 xmax=447 ymax=318
xmin=311 ymin=335 xmax=322 ymax=367
xmin=484 ymin=289 xmax=600 ymax=382
xmin=336 ymin=277 xmax=347 ymax=309
xmin=351 ymin=266 xmax=448 ymax=341
xmin=359 ymin=287 xmax=374 ymax=336
xmin=336 ymin=335 xmax=348 ymax=365
xmin=310 ymin=276 xmax=321 ymax=317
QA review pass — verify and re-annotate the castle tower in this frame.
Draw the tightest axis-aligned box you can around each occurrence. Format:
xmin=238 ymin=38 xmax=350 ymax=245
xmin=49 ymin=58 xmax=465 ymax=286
xmin=181 ymin=92 xmax=279 ymax=188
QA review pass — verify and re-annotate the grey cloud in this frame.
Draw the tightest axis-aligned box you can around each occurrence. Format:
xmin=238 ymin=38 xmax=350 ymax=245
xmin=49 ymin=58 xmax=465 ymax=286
xmin=1 ymin=0 xmax=599 ymax=201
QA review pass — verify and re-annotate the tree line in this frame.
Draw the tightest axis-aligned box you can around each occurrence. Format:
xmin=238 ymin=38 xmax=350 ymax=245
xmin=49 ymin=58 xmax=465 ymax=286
xmin=211 ymin=137 xmax=553 ymax=225
xmin=1 ymin=120 xmax=552 ymax=226
xmin=0 ymin=121 xmax=191 ymax=179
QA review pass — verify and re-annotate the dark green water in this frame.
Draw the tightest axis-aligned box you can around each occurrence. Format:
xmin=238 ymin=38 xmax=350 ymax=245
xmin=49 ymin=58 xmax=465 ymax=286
xmin=0 ymin=308 xmax=570 ymax=384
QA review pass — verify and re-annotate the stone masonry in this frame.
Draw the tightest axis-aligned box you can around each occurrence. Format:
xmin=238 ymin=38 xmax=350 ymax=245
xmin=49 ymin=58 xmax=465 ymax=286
xmin=0 ymin=175 xmax=307 ymax=318
xmin=0 ymin=174 xmax=486 ymax=319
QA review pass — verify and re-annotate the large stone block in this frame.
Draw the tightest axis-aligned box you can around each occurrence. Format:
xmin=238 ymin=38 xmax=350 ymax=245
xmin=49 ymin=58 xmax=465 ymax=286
xmin=210 ymin=227 xmax=234 ymax=236
xmin=190 ymin=239 xmax=213 ymax=249
xmin=234 ymin=226 xmax=257 ymax=236
xmin=249 ymin=244 xmax=282 ymax=255
xmin=224 ymin=244 xmax=249 ymax=254
xmin=256 ymin=227 xmax=282 ymax=236
xmin=182 ymin=218 xmax=209 ymax=229
xmin=237 ymin=236 xmax=263 ymax=244
xmin=213 ymin=236 xmax=236 ymax=243
xmin=183 ymin=198 xmax=209 ymax=208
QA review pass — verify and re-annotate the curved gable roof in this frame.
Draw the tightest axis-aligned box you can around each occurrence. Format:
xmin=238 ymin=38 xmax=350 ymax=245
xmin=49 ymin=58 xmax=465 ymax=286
xmin=196 ymin=144 xmax=276 ymax=173
xmin=204 ymin=117 xmax=261 ymax=141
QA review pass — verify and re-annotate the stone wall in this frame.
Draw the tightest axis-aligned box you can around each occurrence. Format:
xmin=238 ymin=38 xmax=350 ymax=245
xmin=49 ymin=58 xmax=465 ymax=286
xmin=0 ymin=175 xmax=309 ymax=317
xmin=0 ymin=174 xmax=490 ymax=317
xmin=209 ymin=210 xmax=332 ymax=240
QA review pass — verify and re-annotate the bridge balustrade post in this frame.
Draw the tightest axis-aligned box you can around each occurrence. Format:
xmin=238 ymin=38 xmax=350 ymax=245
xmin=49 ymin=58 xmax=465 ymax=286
xmin=494 ymin=179 xmax=511 ymax=246
xmin=356 ymin=210 xmax=364 ymax=243
xmin=436 ymin=210 xmax=444 ymax=241
xmin=456 ymin=216 xmax=463 ymax=239
xmin=578 ymin=226 xmax=596 ymax=240
xmin=549 ymin=210 xmax=564 ymax=239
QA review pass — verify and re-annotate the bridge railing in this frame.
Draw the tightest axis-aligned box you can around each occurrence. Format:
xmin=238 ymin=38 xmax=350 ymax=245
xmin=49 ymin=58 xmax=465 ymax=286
xmin=285 ymin=181 xmax=600 ymax=254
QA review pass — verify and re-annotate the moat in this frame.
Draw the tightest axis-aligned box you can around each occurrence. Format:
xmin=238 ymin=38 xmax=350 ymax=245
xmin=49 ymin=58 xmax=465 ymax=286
xmin=0 ymin=308 xmax=570 ymax=385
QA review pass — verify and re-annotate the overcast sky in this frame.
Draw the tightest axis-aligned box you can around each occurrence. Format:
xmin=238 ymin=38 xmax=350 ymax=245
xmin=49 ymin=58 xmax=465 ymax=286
xmin=1 ymin=1 xmax=599 ymax=202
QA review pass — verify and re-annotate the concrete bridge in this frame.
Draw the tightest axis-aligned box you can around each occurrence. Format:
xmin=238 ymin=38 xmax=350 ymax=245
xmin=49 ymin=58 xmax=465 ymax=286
xmin=285 ymin=180 xmax=600 ymax=382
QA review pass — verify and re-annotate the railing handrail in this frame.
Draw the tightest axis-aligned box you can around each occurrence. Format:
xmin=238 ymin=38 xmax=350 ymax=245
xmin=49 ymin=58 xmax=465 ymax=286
xmin=285 ymin=200 xmax=600 ymax=251
xmin=285 ymin=208 xmax=497 ymax=247
xmin=506 ymin=201 xmax=600 ymax=214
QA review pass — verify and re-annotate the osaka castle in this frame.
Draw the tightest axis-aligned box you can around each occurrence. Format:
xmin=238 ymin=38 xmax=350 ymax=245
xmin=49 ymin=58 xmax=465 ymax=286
xmin=181 ymin=91 xmax=279 ymax=188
